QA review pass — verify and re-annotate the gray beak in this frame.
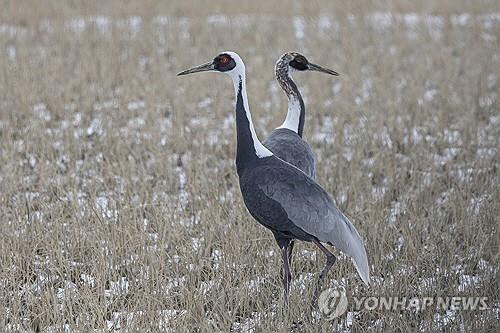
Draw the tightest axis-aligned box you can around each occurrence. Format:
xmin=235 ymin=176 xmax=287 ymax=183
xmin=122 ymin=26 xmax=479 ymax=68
xmin=177 ymin=61 xmax=214 ymax=76
xmin=308 ymin=63 xmax=339 ymax=76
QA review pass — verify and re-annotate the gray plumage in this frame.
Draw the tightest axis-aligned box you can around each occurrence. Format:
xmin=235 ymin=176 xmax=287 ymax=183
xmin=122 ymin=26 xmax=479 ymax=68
xmin=241 ymin=159 xmax=370 ymax=285
xmin=264 ymin=128 xmax=316 ymax=179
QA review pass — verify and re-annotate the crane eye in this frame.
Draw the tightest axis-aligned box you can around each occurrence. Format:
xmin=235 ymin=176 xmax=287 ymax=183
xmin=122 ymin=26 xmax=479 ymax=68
xmin=213 ymin=53 xmax=236 ymax=72
xmin=290 ymin=57 xmax=308 ymax=70
xmin=295 ymin=55 xmax=307 ymax=64
xmin=218 ymin=55 xmax=231 ymax=66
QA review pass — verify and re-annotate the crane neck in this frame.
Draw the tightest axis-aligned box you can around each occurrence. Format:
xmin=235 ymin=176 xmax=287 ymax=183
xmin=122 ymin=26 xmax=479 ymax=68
xmin=230 ymin=72 xmax=273 ymax=174
xmin=275 ymin=66 xmax=306 ymax=137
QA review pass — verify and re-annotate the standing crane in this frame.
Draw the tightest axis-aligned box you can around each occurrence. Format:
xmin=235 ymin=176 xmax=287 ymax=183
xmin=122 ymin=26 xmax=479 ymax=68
xmin=263 ymin=53 xmax=338 ymax=298
xmin=264 ymin=52 xmax=338 ymax=180
xmin=178 ymin=52 xmax=369 ymax=308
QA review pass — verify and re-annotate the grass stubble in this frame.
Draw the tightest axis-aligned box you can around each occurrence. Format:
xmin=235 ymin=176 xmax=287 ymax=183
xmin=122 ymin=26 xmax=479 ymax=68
xmin=0 ymin=1 xmax=498 ymax=332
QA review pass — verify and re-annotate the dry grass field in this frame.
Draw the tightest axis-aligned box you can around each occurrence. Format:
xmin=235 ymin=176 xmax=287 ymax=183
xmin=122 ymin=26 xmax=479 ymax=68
xmin=1 ymin=1 xmax=499 ymax=332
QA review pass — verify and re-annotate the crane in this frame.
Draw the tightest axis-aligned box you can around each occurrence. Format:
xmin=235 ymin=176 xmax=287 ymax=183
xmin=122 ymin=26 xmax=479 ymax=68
xmin=263 ymin=53 xmax=338 ymax=296
xmin=178 ymin=51 xmax=369 ymax=308
xmin=264 ymin=52 xmax=338 ymax=180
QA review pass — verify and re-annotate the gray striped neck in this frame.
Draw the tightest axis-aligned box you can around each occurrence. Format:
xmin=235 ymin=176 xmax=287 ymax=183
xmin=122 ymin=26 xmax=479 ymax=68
xmin=275 ymin=60 xmax=306 ymax=137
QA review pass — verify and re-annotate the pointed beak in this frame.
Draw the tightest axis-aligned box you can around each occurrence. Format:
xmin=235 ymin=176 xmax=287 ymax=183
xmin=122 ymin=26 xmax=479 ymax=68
xmin=177 ymin=61 xmax=214 ymax=76
xmin=307 ymin=63 xmax=339 ymax=76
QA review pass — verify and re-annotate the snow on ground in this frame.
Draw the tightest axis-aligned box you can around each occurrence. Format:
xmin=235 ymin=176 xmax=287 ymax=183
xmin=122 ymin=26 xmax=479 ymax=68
xmin=1 ymin=11 xmax=498 ymax=332
xmin=0 ymin=12 xmax=498 ymax=40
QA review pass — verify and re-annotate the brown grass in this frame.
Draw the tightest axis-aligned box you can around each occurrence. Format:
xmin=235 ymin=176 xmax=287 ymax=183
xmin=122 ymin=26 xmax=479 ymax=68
xmin=0 ymin=1 xmax=499 ymax=332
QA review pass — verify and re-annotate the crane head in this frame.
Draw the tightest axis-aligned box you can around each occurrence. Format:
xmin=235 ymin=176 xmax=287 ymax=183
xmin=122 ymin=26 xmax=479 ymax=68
xmin=177 ymin=51 xmax=244 ymax=78
xmin=277 ymin=52 xmax=339 ymax=76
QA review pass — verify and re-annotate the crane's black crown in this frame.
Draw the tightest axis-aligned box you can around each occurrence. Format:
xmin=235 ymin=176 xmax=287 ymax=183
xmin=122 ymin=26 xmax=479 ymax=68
xmin=289 ymin=53 xmax=309 ymax=71
xmin=214 ymin=53 xmax=237 ymax=72
xmin=276 ymin=52 xmax=339 ymax=76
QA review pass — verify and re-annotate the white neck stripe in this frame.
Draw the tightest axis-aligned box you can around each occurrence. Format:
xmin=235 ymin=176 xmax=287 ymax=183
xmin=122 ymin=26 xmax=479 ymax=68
xmin=277 ymin=95 xmax=301 ymax=133
xmin=231 ymin=73 xmax=273 ymax=159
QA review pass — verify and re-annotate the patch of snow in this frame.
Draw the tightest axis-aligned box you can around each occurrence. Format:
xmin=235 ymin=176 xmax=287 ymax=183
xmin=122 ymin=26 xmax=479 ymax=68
xmin=486 ymin=74 xmax=497 ymax=89
xmin=191 ymin=237 xmax=203 ymax=251
xmin=128 ymin=16 xmax=142 ymax=34
xmin=33 ymin=103 xmax=51 ymax=121
xmin=199 ymin=279 xmax=220 ymax=295
xmin=127 ymin=116 xmax=146 ymax=129
xmin=403 ymin=13 xmax=421 ymax=29
xmin=343 ymin=124 xmax=355 ymax=145
xmin=292 ymin=272 xmax=315 ymax=293
xmin=419 ymin=277 xmax=436 ymax=293
xmin=425 ymin=15 xmax=444 ymax=40
xmin=246 ymin=276 xmax=265 ymax=293
xmin=458 ymin=274 xmax=481 ymax=292
xmin=372 ymin=186 xmax=387 ymax=201
xmin=197 ymin=97 xmax=212 ymax=109
xmin=293 ymin=16 xmax=305 ymax=40
xmin=94 ymin=100 xmax=117 ymax=111
xmin=469 ymin=194 xmax=490 ymax=216
xmin=478 ymin=259 xmax=497 ymax=275
xmin=127 ymin=100 xmax=145 ymax=111
xmin=343 ymin=147 xmax=354 ymax=162
xmin=366 ymin=12 xmax=393 ymax=32
xmin=92 ymin=16 xmax=110 ymax=34
xmin=57 ymin=280 xmax=77 ymax=300
xmin=96 ymin=196 xmax=117 ymax=221
xmin=211 ymin=249 xmax=223 ymax=263
xmin=163 ymin=276 xmax=186 ymax=294
xmin=381 ymin=126 xmax=393 ymax=149
xmin=207 ymin=15 xmax=229 ymax=25
xmin=318 ymin=16 xmax=332 ymax=31
xmin=355 ymin=77 xmax=372 ymax=105
xmin=7 ymin=45 xmax=16 ymax=60
xmin=424 ymin=88 xmax=438 ymax=102
xmin=80 ymin=274 xmax=95 ymax=288
xmin=332 ymin=81 xmax=342 ymax=95
xmin=433 ymin=148 xmax=460 ymax=166
xmin=443 ymin=129 xmax=463 ymax=146
xmin=260 ymin=249 xmax=275 ymax=258
xmin=65 ymin=17 xmax=86 ymax=32
xmin=299 ymin=249 xmax=317 ymax=261
xmin=87 ymin=118 xmax=104 ymax=136
xmin=105 ymin=277 xmax=129 ymax=297
xmin=387 ymin=201 xmax=402 ymax=225
xmin=396 ymin=236 xmax=405 ymax=252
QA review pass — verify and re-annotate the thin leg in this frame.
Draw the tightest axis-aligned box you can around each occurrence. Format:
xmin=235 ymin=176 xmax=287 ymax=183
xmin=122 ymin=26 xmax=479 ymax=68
xmin=279 ymin=244 xmax=292 ymax=305
xmin=310 ymin=239 xmax=336 ymax=309
xmin=287 ymin=240 xmax=295 ymax=269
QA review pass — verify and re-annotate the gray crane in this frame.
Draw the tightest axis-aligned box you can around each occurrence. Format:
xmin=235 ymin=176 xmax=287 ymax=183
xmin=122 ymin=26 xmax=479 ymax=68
xmin=178 ymin=51 xmax=369 ymax=308
xmin=263 ymin=53 xmax=338 ymax=299
xmin=264 ymin=52 xmax=338 ymax=180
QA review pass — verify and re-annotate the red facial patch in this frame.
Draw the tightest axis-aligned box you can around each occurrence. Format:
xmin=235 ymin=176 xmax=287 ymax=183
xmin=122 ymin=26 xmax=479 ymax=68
xmin=219 ymin=55 xmax=231 ymax=66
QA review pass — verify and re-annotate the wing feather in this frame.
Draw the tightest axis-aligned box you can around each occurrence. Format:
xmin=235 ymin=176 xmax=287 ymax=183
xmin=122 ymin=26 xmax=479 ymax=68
xmin=256 ymin=164 xmax=370 ymax=285
xmin=264 ymin=129 xmax=316 ymax=179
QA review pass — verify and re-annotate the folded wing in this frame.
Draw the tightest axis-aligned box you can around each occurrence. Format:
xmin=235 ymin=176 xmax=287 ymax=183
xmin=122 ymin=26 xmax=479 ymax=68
xmin=256 ymin=164 xmax=370 ymax=285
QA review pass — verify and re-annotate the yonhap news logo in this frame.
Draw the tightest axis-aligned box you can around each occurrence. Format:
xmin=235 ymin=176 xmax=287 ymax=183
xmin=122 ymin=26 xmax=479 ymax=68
xmin=352 ymin=296 xmax=489 ymax=312
xmin=318 ymin=286 xmax=348 ymax=319
xmin=318 ymin=288 xmax=489 ymax=320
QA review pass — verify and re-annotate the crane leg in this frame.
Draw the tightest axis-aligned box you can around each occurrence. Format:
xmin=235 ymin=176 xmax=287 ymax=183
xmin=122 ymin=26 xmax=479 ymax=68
xmin=311 ymin=239 xmax=336 ymax=309
xmin=287 ymin=240 xmax=295 ymax=269
xmin=279 ymin=243 xmax=292 ymax=305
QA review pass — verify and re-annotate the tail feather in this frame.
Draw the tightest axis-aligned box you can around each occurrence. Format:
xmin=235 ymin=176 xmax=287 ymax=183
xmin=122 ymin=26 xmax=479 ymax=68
xmin=324 ymin=208 xmax=370 ymax=286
